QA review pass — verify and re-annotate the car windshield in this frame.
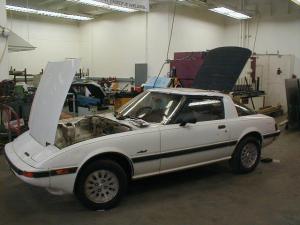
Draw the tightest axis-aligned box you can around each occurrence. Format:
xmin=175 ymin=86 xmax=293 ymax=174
xmin=116 ymin=91 xmax=182 ymax=123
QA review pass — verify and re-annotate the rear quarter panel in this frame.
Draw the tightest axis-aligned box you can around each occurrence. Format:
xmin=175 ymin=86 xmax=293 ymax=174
xmin=227 ymin=114 xmax=276 ymax=143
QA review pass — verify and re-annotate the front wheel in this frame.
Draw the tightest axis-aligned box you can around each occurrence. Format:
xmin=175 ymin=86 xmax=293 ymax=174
xmin=75 ymin=159 xmax=128 ymax=210
xmin=230 ymin=136 xmax=261 ymax=174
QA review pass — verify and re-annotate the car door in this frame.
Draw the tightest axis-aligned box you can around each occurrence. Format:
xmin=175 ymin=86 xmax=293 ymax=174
xmin=160 ymin=96 xmax=233 ymax=172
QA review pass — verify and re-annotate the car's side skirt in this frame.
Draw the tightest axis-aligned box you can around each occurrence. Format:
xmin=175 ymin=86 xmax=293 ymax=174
xmin=131 ymin=140 xmax=237 ymax=163
xmin=263 ymin=130 xmax=281 ymax=139
xmin=132 ymin=156 xmax=231 ymax=179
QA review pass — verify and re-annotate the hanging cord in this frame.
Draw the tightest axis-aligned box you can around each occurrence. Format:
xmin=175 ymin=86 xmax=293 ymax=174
xmin=166 ymin=1 xmax=177 ymax=60
xmin=252 ymin=12 xmax=260 ymax=53
xmin=0 ymin=26 xmax=9 ymax=64
xmin=10 ymin=3 xmax=13 ymax=29
xmin=26 ymin=0 xmax=30 ymax=41
xmin=0 ymin=38 xmax=8 ymax=64
xmin=153 ymin=1 xmax=177 ymax=88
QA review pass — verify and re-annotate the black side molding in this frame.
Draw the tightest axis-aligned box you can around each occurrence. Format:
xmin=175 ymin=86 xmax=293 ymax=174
xmin=132 ymin=140 xmax=237 ymax=163
xmin=263 ymin=130 xmax=281 ymax=139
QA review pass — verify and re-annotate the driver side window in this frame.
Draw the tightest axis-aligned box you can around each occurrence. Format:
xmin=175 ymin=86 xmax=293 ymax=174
xmin=173 ymin=97 xmax=225 ymax=124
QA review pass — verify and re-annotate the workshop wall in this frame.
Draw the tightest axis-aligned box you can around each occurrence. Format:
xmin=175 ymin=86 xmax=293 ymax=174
xmin=79 ymin=3 xmax=226 ymax=78
xmin=7 ymin=15 xmax=80 ymax=74
xmin=79 ymin=10 xmax=146 ymax=78
xmin=223 ymin=1 xmax=300 ymax=77
xmin=4 ymin=1 xmax=300 ymax=81
xmin=0 ymin=0 xmax=8 ymax=80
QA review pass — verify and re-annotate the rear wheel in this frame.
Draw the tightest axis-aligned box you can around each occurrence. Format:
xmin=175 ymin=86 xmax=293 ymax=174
xmin=230 ymin=136 xmax=261 ymax=174
xmin=75 ymin=159 xmax=128 ymax=210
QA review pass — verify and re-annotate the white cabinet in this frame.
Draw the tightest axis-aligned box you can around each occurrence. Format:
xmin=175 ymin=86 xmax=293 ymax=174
xmin=256 ymin=54 xmax=295 ymax=113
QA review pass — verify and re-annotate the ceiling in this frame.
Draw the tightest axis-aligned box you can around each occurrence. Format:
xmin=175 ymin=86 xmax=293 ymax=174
xmin=4 ymin=0 xmax=212 ymax=18
xmin=5 ymin=0 xmax=300 ymax=19
xmin=6 ymin=0 xmax=109 ymax=17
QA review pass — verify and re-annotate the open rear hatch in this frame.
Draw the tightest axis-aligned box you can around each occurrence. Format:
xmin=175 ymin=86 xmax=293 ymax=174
xmin=192 ymin=47 xmax=252 ymax=92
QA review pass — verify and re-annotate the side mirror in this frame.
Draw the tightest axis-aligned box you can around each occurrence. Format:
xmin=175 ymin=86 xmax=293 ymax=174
xmin=179 ymin=117 xmax=197 ymax=127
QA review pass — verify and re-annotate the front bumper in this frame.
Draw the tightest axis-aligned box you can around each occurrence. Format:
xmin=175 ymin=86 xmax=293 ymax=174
xmin=4 ymin=143 xmax=50 ymax=187
xmin=4 ymin=143 xmax=78 ymax=193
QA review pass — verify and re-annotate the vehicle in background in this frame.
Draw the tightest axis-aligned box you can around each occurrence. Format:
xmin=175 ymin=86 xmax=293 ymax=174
xmin=68 ymin=81 xmax=107 ymax=111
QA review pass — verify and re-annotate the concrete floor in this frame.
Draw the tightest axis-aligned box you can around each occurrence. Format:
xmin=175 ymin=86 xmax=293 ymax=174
xmin=0 ymin=129 xmax=300 ymax=225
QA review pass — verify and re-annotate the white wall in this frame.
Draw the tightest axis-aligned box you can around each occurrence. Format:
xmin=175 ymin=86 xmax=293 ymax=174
xmin=7 ymin=15 xmax=80 ymax=74
xmin=6 ymin=1 xmax=300 ymax=80
xmin=223 ymin=1 xmax=300 ymax=77
xmin=79 ymin=10 xmax=147 ymax=78
xmin=0 ymin=0 xmax=8 ymax=80
xmin=6 ymin=3 xmax=226 ymax=78
xmin=79 ymin=3 xmax=226 ymax=78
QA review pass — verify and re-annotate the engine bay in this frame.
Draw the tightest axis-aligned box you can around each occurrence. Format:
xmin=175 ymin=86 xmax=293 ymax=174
xmin=55 ymin=115 xmax=132 ymax=149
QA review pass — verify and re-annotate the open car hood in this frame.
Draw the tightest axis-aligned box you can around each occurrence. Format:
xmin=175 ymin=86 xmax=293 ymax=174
xmin=192 ymin=47 xmax=252 ymax=92
xmin=28 ymin=59 xmax=80 ymax=146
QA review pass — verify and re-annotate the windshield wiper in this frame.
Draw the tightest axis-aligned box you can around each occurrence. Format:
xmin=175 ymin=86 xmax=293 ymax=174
xmin=117 ymin=115 xmax=149 ymax=127
xmin=114 ymin=111 xmax=119 ymax=118
xmin=117 ymin=115 xmax=138 ymax=120
xmin=115 ymin=114 xmax=128 ymax=120
xmin=129 ymin=117 xmax=149 ymax=127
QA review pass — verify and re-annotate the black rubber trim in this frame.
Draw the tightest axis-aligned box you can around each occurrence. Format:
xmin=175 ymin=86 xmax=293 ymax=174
xmin=263 ymin=130 xmax=281 ymax=139
xmin=4 ymin=150 xmax=77 ymax=178
xmin=132 ymin=140 xmax=238 ymax=163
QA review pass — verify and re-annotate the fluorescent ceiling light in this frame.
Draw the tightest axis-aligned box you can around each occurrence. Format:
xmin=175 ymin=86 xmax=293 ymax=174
xmin=209 ymin=7 xmax=251 ymax=20
xmin=6 ymin=5 xmax=92 ymax=21
xmin=290 ymin=0 xmax=300 ymax=5
xmin=67 ymin=0 xmax=136 ymax=13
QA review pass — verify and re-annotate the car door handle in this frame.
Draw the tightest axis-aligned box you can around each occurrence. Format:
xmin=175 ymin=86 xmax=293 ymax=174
xmin=218 ymin=125 xmax=226 ymax=129
xmin=137 ymin=150 xmax=148 ymax=154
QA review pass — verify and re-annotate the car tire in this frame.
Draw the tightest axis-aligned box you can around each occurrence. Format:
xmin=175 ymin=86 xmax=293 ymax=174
xmin=75 ymin=159 xmax=128 ymax=210
xmin=230 ymin=136 xmax=261 ymax=174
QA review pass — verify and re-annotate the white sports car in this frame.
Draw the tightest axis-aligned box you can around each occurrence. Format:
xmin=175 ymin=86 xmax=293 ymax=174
xmin=4 ymin=59 xmax=280 ymax=210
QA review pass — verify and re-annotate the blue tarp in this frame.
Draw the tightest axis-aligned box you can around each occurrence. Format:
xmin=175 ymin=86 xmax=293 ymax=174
xmin=143 ymin=76 xmax=171 ymax=90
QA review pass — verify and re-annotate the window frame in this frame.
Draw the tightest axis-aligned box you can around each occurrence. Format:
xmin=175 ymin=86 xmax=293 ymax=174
xmin=167 ymin=95 xmax=225 ymax=125
xmin=234 ymin=100 xmax=256 ymax=117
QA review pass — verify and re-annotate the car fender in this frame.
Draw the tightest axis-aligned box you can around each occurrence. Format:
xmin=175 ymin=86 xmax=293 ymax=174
xmin=76 ymin=146 xmax=134 ymax=174
xmin=236 ymin=127 xmax=263 ymax=144
xmin=72 ymin=147 xmax=134 ymax=193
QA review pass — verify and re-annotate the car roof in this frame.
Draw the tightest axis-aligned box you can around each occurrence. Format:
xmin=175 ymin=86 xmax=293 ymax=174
xmin=148 ymin=88 xmax=228 ymax=97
